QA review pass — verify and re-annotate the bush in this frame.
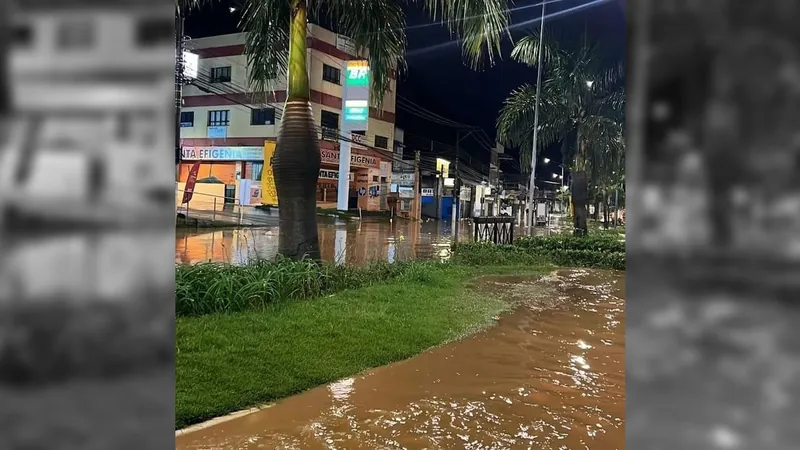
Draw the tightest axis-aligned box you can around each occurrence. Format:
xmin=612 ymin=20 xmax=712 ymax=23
xmin=175 ymin=258 xmax=449 ymax=317
xmin=454 ymin=235 xmax=625 ymax=271
xmin=516 ymin=233 xmax=625 ymax=254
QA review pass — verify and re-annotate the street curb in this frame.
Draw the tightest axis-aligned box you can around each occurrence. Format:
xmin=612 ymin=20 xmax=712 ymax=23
xmin=175 ymin=403 xmax=274 ymax=437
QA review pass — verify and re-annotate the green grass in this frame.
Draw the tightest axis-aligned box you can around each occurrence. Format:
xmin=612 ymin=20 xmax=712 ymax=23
xmin=175 ymin=264 xmax=545 ymax=429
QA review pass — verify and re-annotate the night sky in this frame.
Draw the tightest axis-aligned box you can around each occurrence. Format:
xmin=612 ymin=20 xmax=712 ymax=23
xmin=185 ymin=0 xmax=625 ymax=180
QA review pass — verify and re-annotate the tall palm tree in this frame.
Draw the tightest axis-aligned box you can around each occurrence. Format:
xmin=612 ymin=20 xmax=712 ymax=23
xmin=496 ymin=31 xmax=624 ymax=235
xmin=241 ymin=0 xmax=513 ymax=260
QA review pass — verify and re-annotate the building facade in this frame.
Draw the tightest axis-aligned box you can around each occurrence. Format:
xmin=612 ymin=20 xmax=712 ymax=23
xmin=178 ymin=25 xmax=397 ymax=211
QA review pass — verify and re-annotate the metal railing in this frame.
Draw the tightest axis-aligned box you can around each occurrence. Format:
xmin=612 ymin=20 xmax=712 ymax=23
xmin=473 ymin=217 xmax=515 ymax=245
xmin=176 ymin=190 xmax=278 ymax=227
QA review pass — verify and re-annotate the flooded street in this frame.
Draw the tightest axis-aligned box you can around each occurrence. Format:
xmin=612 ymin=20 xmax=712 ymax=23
xmin=176 ymin=269 xmax=625 ymax=449
xmin=176 ymin=217 xmax=567 ymax=265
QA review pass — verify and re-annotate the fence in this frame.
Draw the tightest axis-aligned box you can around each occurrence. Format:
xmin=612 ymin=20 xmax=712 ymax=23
xmin=176 ymin=190 xmax=278 ymax=227
xmin=473 ymin=217 xmax=515 ymax=245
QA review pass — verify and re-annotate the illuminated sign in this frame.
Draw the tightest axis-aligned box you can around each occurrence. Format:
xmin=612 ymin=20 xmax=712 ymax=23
xmin=422 ymin=188 xmax=435 ymax=197
xmin=345 ymin=61 xmax=369 ymax=87
xmin=183 ymin=51 xmax=199 ymax=79
xmin=181 ymin=146 xmax=263 ymax=161
xmin=342 ymin=60 xmax=370 ymax=128
xmin=344 ymin=100 xmax=368 ymax=122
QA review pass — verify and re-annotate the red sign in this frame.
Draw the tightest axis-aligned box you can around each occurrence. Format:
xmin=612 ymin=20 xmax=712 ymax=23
xmin=182 ymin=161 xmax=202 ymax=204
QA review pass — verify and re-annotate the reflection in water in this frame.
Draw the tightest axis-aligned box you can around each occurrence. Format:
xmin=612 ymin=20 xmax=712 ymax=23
xmin=176 ymin=219 xmax=466 ymax=265
xmin=176 ymin=217 xmax=567 ymax=265
xmin=176 ymin=269 xmax=625 ymax=449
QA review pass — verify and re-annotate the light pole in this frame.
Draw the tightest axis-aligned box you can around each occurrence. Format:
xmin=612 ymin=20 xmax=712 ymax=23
xmin=525 ymin=1 xmax=546 ymax=236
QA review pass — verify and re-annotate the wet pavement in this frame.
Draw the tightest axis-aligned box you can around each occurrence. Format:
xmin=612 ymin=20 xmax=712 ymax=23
xmin=176 ymin=217 xmax=566 ymax=265
xmin=176 ymin=269 xmax=625 ymax=449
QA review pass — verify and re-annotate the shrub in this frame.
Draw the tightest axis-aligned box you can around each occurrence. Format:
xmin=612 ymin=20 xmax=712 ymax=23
xmin=516 ymin=234 xmax=625 ymax=254
xmin=454 ymin=235 xmax=625 ymax=271
xmin=175 ymin=258 xmax=449 ymax=317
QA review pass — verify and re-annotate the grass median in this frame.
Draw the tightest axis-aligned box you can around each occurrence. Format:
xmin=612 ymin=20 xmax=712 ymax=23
xmin=176 ymin=263 xmax=547 ymax=429
xmin=175 ymin=235 xmax=624 ymax=429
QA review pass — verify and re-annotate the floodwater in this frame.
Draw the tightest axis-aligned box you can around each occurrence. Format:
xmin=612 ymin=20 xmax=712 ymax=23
xmin=175 ymin=217 xmax=564 ymax=265
xmin=176 ymin=269 xmax=625 ymax=449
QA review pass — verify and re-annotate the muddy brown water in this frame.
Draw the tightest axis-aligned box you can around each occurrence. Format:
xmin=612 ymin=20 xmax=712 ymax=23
xmin=176 ymin=269 xmax=625 ymax=450
xmin=175 ymin=217 xmax=566 ymax=265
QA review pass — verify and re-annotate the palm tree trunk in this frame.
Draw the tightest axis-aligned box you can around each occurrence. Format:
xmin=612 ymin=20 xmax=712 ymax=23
xmin=274 ymin=0 xmax=321 ymax=260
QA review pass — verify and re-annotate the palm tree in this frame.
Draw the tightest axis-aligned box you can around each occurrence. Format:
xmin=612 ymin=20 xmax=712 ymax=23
xmin=241 ymin=0 xmax=513 ymax=260
xmin=496 ymin=31 xmax=624 ymax=235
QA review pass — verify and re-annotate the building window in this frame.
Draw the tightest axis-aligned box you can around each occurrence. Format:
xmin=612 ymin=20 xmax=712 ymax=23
xmin=208 ymin=110 xmax=231 ymax=127
xmin=250 ymin=163 xmax=264 ymax=182
xmin=56 ymin=20 xmax=94 ymax=50
xmin=251 ymin=108 xmax=275 ymax=125
xmin=210 ymin=66 xmax=232 ymax=83
xmin=373 ymin=176 xmax=379 ymax=182
xmin=322 ymin=64 xmax=341 ymax=84
xmin=180 ymin=111 xmax=194 ymax=127
xmin=374 ymin=135 xmax=389 ymax=149
xmin=320 ymin=110 xmax=339 ymax=140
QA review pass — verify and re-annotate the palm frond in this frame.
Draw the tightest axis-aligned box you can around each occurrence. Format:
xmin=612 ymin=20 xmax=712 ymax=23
xmin=326 ymin=0 xmax=407 ymax=109
xmin=416 ymin=0 xmax=513 ymax=69
xmin=510 ymin=31 xmax=560 ymax=67
xmin=175 ymin=0 xmax=211 ymax=15
xmin=241 ymin=0 xmax=291 ymax=101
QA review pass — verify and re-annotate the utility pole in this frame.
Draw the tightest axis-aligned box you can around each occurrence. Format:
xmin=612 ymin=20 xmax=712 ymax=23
xmin=525 ymin=1 xmax=546 ymax=236
xmin=414 ymin=149 xmax=421 ymax=221
xmin=452 ymin=133 xmax=461 ymax=242
xmin=174 ymin=11 xmax=185 ymax=181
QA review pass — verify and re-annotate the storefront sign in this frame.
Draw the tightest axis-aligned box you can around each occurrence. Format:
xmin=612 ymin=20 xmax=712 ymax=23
xmin=398 ymin=186 xmax=414 ymax=198
xmin=421 ymin=188 xmax=435 ymax=197
xmin=392 ymin=172 xmax=414 ymax=186
xmin=182 ymin=146 xmax=263 ymax=161
xmin=336 ymin=35 xmax=357 ymax=56
xmin=319 ymin=169 xmax=339 ymax=180
xmin=261 ymin=142 xmax=278 ymax=205
xmin=207 ymin=126 xmax=228 ymax=139
xmin=321 ymin=149 xmax=378 ymax=168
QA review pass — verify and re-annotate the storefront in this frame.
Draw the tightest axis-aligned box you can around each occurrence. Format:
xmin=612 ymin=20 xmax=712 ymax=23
xmin=317 ymin=141 xmax=388 ymax=211
xmin=178 ymin=145 xmax=264 ymax=204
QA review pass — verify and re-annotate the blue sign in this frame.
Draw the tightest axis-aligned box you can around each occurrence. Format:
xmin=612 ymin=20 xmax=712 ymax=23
xmin=207 ymin=126 xmax=228 ymax=139
xmin=181 ymin=146 xmax=263 ymax=161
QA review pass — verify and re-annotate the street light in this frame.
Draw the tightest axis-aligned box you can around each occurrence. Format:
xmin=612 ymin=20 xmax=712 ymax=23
xmin=543 ymin=157 xmax=551 ymax=164
xmin=586 ymin=80 xmax=594 ymax=88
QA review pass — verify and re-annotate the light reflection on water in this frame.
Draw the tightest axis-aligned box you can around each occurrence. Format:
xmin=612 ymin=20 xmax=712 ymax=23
xmin=176 ymin=217 xmax=567 ymax=265
xmin=177 ymin=219 xmax=463 ymax=265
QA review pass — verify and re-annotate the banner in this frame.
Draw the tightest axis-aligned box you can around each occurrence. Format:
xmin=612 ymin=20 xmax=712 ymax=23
xmin=181 ymin=161 xmax=201 ymax=204
xmin=261 ymin=141 xmax=278 ymax=205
